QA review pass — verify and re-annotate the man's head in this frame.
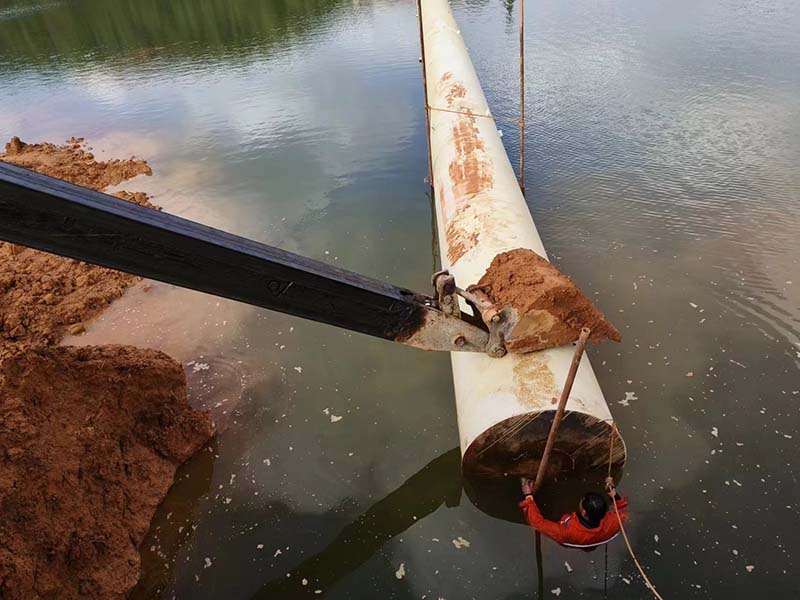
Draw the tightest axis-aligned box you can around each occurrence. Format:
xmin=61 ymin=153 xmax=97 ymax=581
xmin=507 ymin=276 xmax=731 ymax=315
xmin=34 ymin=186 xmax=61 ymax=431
xmin=578 ymin=492 xmax=608 ymax=526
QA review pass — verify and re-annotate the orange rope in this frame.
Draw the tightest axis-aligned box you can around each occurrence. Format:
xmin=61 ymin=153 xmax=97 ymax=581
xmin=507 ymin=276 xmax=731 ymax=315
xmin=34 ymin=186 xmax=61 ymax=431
xmin=607 ymin=422 xmax=665 ymax=600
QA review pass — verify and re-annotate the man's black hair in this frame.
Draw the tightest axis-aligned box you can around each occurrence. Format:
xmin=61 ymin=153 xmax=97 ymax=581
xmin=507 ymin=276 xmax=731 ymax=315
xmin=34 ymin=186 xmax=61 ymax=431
xmin=581 ymin=492 xmax=608 ymax=526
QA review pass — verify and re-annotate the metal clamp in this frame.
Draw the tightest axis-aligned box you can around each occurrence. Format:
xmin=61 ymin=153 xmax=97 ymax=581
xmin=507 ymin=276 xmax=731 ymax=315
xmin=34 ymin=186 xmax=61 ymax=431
xmin=458 ymin=286 xmax=511 ymax=358
xmin=431 ymin=270 xmax=512 ymax=358
xmin=431 ymin=269 xmax=460 ymax=317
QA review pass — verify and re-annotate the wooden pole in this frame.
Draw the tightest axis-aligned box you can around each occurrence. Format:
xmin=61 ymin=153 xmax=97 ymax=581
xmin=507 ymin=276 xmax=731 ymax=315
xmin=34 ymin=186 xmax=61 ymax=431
xmin=532 ymin=327 xmax=592 ymax=493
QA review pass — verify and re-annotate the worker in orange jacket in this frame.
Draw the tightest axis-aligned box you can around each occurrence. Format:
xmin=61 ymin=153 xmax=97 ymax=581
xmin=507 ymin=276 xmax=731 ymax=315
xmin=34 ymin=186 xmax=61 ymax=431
xmin=519 ymin=476 xmax=628 ymax=549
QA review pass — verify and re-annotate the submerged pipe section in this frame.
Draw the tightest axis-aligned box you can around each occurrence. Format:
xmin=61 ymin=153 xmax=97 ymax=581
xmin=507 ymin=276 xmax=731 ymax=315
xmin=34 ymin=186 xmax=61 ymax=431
xmin=421 ymin=0 xmax=625 ymax=479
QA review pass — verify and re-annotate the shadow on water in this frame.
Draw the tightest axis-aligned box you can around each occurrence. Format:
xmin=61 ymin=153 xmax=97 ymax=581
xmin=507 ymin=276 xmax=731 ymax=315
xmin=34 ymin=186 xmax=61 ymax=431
xmin=253 ymin=447 xmax=462 ymax=598
xmin=129 ymin=442 xmax=217 ymax=599
xmin=248 ymin=448 xmax=623 ymax=598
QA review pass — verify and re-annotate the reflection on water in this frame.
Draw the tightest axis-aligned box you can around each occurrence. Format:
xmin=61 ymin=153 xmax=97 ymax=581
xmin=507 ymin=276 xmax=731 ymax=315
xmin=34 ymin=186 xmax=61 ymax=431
xmin=253 ymin=448 xmax=461 ymax=598
xmin=3 ymin=0 xmax=800 ymax=597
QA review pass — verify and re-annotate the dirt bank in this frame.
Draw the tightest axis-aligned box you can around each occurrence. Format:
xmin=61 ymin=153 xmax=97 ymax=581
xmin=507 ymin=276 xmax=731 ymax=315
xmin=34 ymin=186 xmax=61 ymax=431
xmin=0 ymin=344 xmax=214 ymax=599
xmin=2 ymin=136 xmax=153 ymax=192
xmin=0 ymin=137 xmax=215 ymax=599
xmin=472 ymin=248 xmax=621 ymax=353
xmin=0 ymin=137 xmax=157 ymax=345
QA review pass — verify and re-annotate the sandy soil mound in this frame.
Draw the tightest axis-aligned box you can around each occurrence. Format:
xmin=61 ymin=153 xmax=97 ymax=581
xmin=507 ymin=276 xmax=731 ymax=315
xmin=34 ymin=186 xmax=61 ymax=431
xmin=0 ymin=137 xmax=157 ymax=345
xmin=0 ymin=344 xmax=214 ymax=599
xmin=0 ymin=137 xmax=215 ymax=599
xmin=473 ymin=248 xmax=621 ymax=353
xmin=2 ymin=136 xmax=152 ymax=191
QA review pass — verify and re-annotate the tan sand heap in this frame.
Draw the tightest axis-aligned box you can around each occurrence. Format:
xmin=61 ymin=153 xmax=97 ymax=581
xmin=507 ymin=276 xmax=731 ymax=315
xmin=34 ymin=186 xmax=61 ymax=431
xmin=0 ymin=136 xmax=214 ymax=599
xmin=0 ymin=137 xmax=156 ymax=345
xmin=0 ymin=344 xmax=214 ymax=599
xmin=472 ymin=248 xmax=621 ymax=354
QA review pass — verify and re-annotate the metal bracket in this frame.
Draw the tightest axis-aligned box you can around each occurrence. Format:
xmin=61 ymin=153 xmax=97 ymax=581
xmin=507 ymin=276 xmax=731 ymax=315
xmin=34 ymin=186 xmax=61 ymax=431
xmin=431 ymin=270 xmax=513 ymax=358
xmin=458 ymin=286 xmax=513 ymax=358
xmin=431 ymin=269 xmax=460 ymax=318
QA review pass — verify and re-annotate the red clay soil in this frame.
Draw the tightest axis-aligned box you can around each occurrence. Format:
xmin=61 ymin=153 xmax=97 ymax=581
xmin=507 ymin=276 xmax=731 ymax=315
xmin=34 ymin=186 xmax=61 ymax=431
xmin=0 ymin=344 xmax=214 ymax=599
xmin=472 ymin=248 xmax=621 ymax=353
xmin=0 ymin=137 xmax=157 ymax=345
xmin=0 ymin=137 xmax=215 ymax=599
xmin=2 ymin=136 xmax=153 ymax=191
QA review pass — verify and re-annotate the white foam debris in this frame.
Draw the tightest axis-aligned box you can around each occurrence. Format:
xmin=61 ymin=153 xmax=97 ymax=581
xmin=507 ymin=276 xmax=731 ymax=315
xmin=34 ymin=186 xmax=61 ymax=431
xmin=733 ymin=549 xmax=738 ymax=556
xmin=618 ymin=391 xmax=638 ymax=407
xmin=274 ymin=549 xmax=282 ymax=557
xmin=223 ymin=497 xmax=232 ymax=504
xmin=204 ymin=557 xmax=212 ymax=568
xmin=257 ymin=544 xmax=264 ymax=550
xmin=711 ymin=427 xmax=719 ymax=438
xmin=654 ymin=534 xmax=659 ymax=542
xmin=746 ymin=565 xmax=755 ymax=572
xmin=302 ymin=578 xmax=308 ymax=586
xmin=452 ymin=536 xmax=471 ymax=549
xmin=293 ymin=366 xmax=303 ymax=373
xmin=330 ymin=415 xmax=343 ymax=423
xmin=622 ymin=577 xmax=631 ymax=584
xmin=729 ymin=359 xmax=747 ymax=368
xmin=686 ymin=372 xmax=694 ymax=377
xmin=551 ymin=588 xmax=561 ymax=597
xmin=564 ymin=561 xmax=573 ymax=572
xmin=395 ymin=563 xmax=406 ymax=579
xmin=733 ymin=480 xmax=742 ymax=487
xmin=689 ymin=302 xmax=698 ymax=308
xmin=263 ymin=458 xmax=271 ymax=466
xmin=323 ymin=408 xmax=330 ymax=415
xmin=193 ymin=362 xmax=210 ymax=372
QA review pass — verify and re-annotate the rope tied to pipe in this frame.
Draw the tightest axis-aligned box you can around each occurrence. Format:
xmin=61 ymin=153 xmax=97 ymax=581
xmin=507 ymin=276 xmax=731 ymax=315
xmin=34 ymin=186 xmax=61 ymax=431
xmin=606 ymin=422 xmax=665 ymax=600
xmin=527 ymin=329 xmax=665 ymax=599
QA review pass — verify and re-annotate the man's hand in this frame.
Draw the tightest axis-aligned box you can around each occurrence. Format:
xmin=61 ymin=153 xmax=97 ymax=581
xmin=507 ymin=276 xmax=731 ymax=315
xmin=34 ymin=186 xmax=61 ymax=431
xmin=605 ymin=476 xmax=616 ymax=498
xmin=521 ymin=477 xmax=535 ymax=497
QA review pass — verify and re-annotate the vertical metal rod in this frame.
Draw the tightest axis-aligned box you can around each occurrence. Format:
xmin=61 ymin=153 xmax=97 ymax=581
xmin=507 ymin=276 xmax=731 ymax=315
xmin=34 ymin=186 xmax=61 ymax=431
xmin=518 ymin=0 xmax=525 ymax=191
xmin=532 ymin=327 xmax=592 ymax=493
xmin=416 ymin=0 xmax=434 ymax=191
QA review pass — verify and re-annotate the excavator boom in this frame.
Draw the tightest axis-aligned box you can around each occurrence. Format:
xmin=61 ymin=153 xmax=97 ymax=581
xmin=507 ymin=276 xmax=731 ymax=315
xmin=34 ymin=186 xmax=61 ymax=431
xmin=0 ymin=162 xmax=493 ymax=354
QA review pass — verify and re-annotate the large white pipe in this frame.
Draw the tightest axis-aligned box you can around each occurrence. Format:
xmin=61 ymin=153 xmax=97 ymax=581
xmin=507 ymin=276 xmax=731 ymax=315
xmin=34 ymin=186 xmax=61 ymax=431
xmin=421 ymin=0 xmax=625 ymax=478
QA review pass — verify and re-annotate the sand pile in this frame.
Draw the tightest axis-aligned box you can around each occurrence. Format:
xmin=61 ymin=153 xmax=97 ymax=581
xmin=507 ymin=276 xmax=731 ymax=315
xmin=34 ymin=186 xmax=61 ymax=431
xmin=0 ymin=345 xmax=213 ymax=599
xmin=0 ymin=137 xmax=215 ymax=599
xmin=3 ymin=136 xmax=154 ymax=192
xmin=0 ymin=137 xmax=158 ymax=345
xmin=473 ymin=248 xmax=621 ymax=353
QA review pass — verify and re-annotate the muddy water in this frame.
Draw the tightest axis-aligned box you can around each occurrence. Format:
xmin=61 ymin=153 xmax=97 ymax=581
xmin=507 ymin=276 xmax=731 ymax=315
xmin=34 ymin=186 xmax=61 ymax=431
xmin=2 ymin=0 xmax=799 ymax=598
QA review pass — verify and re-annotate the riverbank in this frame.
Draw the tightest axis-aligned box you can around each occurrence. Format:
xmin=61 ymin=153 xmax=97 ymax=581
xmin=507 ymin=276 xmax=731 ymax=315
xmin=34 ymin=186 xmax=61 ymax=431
xmin=0 ymin=137 xmax=215 ymax=599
